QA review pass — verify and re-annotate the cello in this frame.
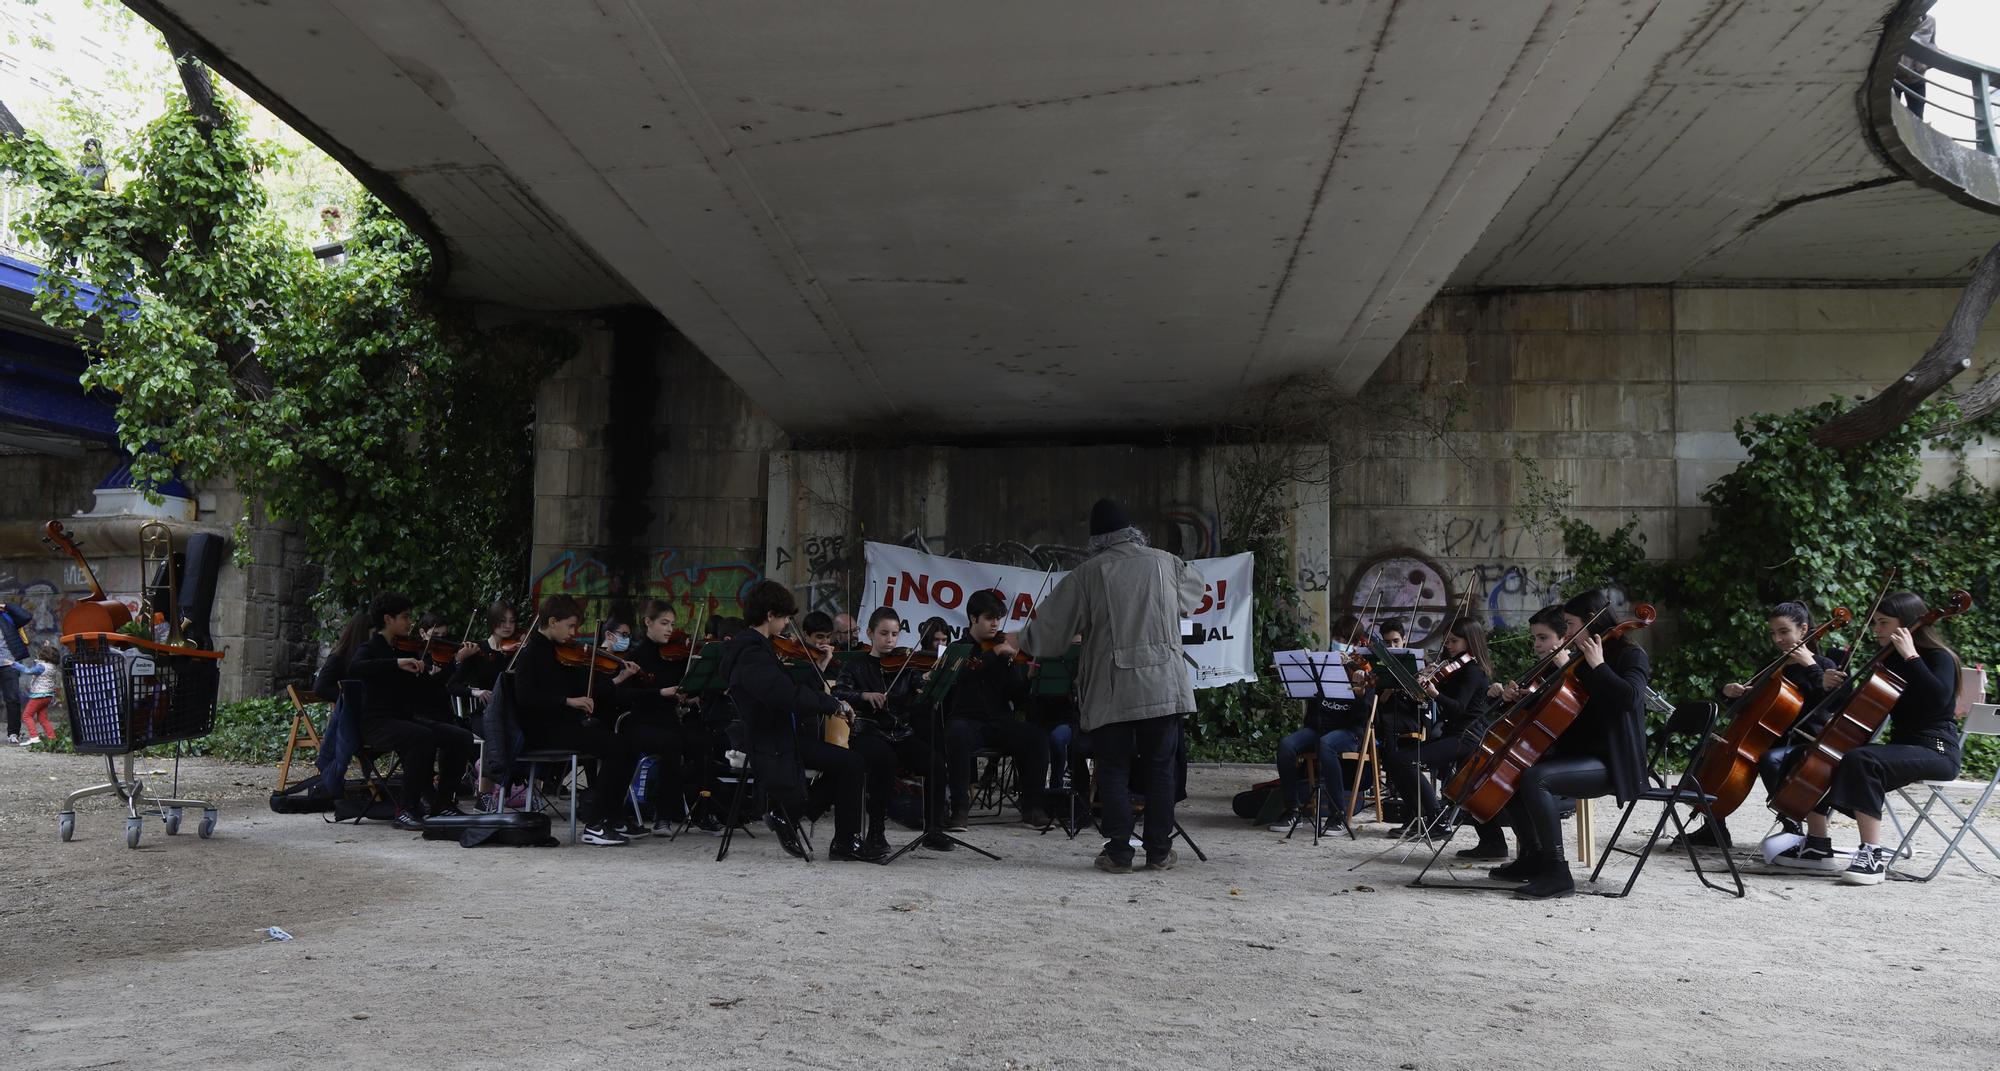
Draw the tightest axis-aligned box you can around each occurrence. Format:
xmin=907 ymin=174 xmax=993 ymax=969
xmin=1770 ymin=589 xmax=1973 ymax=821
xmin=1446 ymin=604 xmax=1656 ymax=824
xmin=1688 ymin=606 xmax=1851 ymax=819
xmin=42 ymin=521 xmax=134 ymax=637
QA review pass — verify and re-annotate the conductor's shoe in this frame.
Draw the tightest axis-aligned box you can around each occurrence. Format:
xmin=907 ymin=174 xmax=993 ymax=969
xmin=922 ymin=831 xmax=958 ymax=851
xmin=1144 ymin=849 xmax=1177 ymax=871
xmin=764 ymin=811 xmax=809 ymax=858
xmin=1095 ymin=852 xmax=1134 ymax=874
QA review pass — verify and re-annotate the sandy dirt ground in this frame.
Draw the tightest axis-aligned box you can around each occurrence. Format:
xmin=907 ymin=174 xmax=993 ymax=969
xmin=4 ymin=742 xmax=1999 ymax=1071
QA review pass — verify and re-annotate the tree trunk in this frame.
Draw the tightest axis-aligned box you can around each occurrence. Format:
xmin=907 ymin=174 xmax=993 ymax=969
xmin=1810 ymin=239 xmax=2000 ymax=448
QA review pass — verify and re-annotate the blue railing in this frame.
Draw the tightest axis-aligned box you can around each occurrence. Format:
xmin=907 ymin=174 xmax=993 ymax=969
xmin=1896 ymin=40 xmax=1999 ymax=156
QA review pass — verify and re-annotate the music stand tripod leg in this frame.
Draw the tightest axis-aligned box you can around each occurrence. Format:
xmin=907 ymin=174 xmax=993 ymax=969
xmin=883 ymin=682 xmax=1001 ymax=865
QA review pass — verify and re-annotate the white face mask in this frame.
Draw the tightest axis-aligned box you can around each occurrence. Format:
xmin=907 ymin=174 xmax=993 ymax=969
xmin=607 ymin=633 xmax=630 ymax=653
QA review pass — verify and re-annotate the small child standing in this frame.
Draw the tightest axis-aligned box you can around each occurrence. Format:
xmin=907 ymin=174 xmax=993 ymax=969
xmin=19 ymin=642 xmax=60 ymax=745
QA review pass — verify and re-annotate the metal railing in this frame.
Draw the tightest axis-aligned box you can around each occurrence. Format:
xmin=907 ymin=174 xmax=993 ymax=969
xmin=1895 ymin=40 xmax=1999 ymax=156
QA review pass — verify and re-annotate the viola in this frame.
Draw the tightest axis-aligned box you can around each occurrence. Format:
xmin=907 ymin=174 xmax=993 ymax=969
xmin=1689 ymin=606 xmax=1851 ymax=820
xmin=1771 ymin=590 xmax=1972 ymax=821
xmin=43 ymin=520 xmax=133 ymax=638
xmin=1446 ymin=604 xmax=1657 ymax=824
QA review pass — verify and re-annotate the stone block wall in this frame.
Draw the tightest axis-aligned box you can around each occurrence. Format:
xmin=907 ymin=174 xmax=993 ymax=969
xmin=1335 ymin=286 xmax=2000 ymax=635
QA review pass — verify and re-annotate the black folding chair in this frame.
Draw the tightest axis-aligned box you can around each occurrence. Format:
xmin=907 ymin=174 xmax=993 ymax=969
xmin=1587 ymin=700 xmax=1745 ymax=898
xmin=333 ymin=679 xmax=403 ymax=824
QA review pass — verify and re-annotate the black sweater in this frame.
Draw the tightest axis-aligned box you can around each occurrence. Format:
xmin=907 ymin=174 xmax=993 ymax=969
xmin=718 ymin=630 xmax=839 ymax=749
xmin=1882 ymin=646 xmax=1961 ymax=748
xmin=346 ymin=634 xmax=419 ymax=724
xmin=947 ymin=644 xmax=1027 ymax=723
xmin=1432 ymin=663 xmax=1492 ymax=737
xmin=511 ymin=631 xmax=585 ymax=731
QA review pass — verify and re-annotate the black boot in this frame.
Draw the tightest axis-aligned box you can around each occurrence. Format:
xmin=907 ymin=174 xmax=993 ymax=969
xmin=1456 ymin=822 xmax=1508 ymax=860
xmin=1514 ymin=852 xmax=1577 ymax=900
xmin=1487 ymin=853 xmax=1539 ymax=882
xmin=863 ymin=817 xmax=890 ymax=855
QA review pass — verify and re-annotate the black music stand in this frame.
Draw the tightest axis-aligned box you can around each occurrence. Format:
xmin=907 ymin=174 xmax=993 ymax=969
xmin=882 ymin=642 xmax=1000 ymax=864
xmin=1274 ymin=650 xmax=1358 ymax=843
xmin=1028 ymin=646 xmax=1088 ymax=838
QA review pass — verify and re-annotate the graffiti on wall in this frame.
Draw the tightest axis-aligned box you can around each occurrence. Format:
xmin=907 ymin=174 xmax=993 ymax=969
xmin=530 ymin=548 xmax=761 ymax=633
xmin=0 ymin=578 xmax=76 ymax=650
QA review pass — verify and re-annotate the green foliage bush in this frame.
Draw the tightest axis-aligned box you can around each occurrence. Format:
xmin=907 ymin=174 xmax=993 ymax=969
xmin=1562 ymin=399 xmax=1998 ymax=777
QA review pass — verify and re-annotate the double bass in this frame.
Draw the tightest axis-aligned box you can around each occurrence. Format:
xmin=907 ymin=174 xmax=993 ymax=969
xmin=1770 ymin=590 xmax=1973 ymax=821
xmin=1445 ymin=604 xmax=1657 ymax=824
xmin=1688 ymin=607 xmax=1851 ymax=820
xmin=42 ymin=521 xmax=134 ymax=637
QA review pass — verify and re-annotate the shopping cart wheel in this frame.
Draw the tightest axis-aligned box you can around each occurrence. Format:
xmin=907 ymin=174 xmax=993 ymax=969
xmin=198 ymin=810 xmax=217 ymax=839
xmin=125 ymin=816 xmax=143 ymax=850
xmin=164 ymin=807 xmax=183 ymax=836
xmin=58 ymin=811 xmax=74 ymax=842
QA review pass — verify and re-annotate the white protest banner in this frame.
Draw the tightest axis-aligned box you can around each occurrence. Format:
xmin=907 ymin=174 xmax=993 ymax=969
xmin=862 ymin=541 xmax=1255 ymax=689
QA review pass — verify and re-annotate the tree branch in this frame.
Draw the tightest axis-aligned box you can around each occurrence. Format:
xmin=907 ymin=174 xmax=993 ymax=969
xmin=1953 ymin=366 xmax=2000 ymax=427
xmin=1810 ymin=239 xmax=2000 ymax=448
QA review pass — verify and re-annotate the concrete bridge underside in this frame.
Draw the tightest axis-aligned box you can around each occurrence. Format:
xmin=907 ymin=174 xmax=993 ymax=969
xmin=132 ymin=0 xmax=2000 ymax=436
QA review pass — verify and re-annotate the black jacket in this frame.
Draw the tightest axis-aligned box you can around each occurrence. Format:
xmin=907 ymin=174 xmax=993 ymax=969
xmin=447 ymin=639 xmax=509 ymax=699
xmin=1552 ymin=642 xmax=1650 ymax=806
xmin=1769 ymin=653 xmax=1837 ymax=736
xmin=718 ymin=630 xmax=838 ymax=751
xmin=835 ymin=653 xmax=924 ymax=726
xmin=511 ymin=631 xmax=584 ymax=731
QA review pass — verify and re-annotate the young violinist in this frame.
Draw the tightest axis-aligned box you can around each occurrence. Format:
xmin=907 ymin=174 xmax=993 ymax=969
xmin=1268 ymin=614 xmax=1370 ymax=832
xmin=509 ymin=594 xmax=642 ymax=846
xmin=941 ymin=589 xmax=1051 ymax=830
xmin=1488 ymin=591 xmax=1649 ymax=900
xmin=1765 ymin=592 xmax=1961 ymax=884
xmin=1676 ymin=602 xmax=1834 ymax=850
xmin=1379 ymin=618 xmax=1492 ymax=841
xmin=719 ymin=580 xmax=880 ymax=862
xmin=447 ymin=600 xmax=520 ymax=712
xmin=610 ymin=603 xmax=688 ymax=833
xmin=344 ymin=593 xmax=479 ymax=829
xmin=1314 ymin=617 xmax=1409 ymax=829
xmin=834 ymin=607 xmax=952 ymax=852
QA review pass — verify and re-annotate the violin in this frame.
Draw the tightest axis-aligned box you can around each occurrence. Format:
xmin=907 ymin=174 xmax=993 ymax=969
xmin=657 ymin=628 xmax=698 ymax=662
xmin=554 ymin=640 xmax=649 ymax=682
xmin=772 ymin=634 xmax=829 ymax=663
xmin=392 ymin=635 xmax=464 ymax=667
xmin=43 ymin=521 xmax=133 ymax=637
xmin=1418 ymin=652 xmax=1475 ymax=687
xmin=1446 ymin=604 xmax=1657 ymax=824
xmin=877 ymin=647 xmax=939 ymax=673
xmin=977 ymin=634 xmax=1035 ymax=666
xmin=1771 ymin=590 xmax=1973 ymax=821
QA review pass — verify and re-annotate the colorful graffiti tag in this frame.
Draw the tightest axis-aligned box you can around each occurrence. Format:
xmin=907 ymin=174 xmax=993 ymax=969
xmin=529 ymin=548 xmax=761 ymax=632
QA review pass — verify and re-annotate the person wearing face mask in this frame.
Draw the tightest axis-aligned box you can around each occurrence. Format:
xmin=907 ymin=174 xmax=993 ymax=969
xmin=509 ymin=595 xmax=642 ymax=846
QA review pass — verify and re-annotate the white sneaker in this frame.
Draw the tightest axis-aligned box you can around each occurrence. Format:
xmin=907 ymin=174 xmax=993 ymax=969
xmin=1839 ymin=845 xmax=1890 ymax=886
xmin=5 ymin=733 xmax=17 ymax=744
xmin=22 ymin=736 xmax=41 ymax=747
xmin=1759 ymin=830 xmax=1804 ymax=864
xmin=579 ymin=824 xmax=629 ymax=846
xmin=1771 ymin=838 xmax=1844 ymax=873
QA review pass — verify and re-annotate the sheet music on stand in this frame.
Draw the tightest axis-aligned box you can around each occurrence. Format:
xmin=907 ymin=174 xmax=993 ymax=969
xmin=1274 ymin=650 xmax=1357 ymax=700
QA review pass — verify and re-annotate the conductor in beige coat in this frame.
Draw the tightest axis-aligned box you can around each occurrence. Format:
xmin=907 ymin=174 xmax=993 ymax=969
xmin=1003 ymin=498 xmax=1206 ymax=872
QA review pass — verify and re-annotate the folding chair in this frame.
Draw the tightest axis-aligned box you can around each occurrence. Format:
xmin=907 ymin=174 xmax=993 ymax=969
xmin=1888 ymin=703 xmax=2000 ymax=882
xmin=970 ymin=748 xmax=1019 ymax=818
xmin=276 ymin=684 xmax=325 ymax=792
xmin=1587 ymin=700 xmax=1745 ymax=898
xmin=517 ymin=749 xmax=586 ymax=844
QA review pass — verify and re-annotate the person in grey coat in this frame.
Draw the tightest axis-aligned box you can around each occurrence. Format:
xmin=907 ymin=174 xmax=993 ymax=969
xmin=1006 ymin=498 xmax=1206 ymax=872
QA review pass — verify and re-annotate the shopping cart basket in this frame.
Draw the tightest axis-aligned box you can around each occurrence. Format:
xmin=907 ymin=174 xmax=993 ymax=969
xmin=57 ymin=632 xmax=226 ymax=848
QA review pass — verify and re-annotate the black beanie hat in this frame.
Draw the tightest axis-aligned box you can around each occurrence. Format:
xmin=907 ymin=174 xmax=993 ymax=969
xmin=1089 ymin=498 xmax=1130 ymax=536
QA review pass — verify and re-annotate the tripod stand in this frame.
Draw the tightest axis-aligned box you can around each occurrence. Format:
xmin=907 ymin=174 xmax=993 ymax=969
xmin=883 ymin=642 xmax=999 ymax=864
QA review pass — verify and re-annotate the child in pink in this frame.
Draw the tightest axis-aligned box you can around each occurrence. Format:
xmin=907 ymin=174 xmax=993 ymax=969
xmin=19 ymin=642 xmax=59 ymax=744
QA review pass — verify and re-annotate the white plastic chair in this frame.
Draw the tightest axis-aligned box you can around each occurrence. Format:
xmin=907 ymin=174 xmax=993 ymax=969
xmin=1887 ymin=703 xmax=2000 ymax=882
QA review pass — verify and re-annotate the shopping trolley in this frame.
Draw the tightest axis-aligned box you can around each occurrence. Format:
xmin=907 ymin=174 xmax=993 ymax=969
xmin=57 ymin=632 xmax=226 ymax=848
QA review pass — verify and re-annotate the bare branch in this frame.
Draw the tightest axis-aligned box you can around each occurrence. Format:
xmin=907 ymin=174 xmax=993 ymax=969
xmin=1953 ymin=367 xmax=2000 ymax=427
xmin=1810 ymin=239 xmax=2000 ymax=448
